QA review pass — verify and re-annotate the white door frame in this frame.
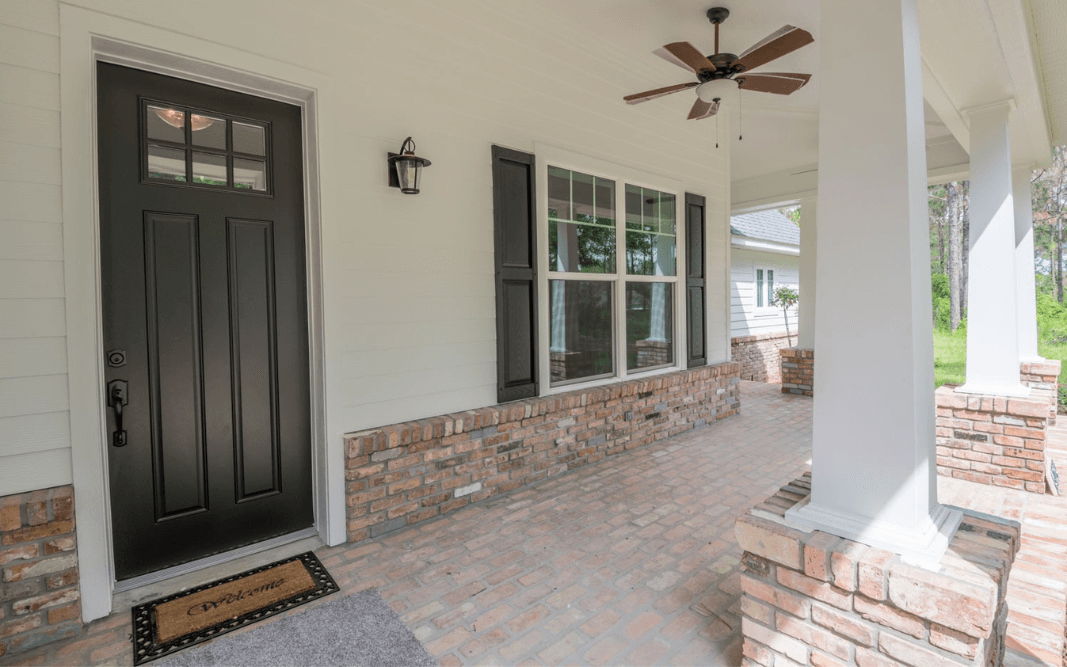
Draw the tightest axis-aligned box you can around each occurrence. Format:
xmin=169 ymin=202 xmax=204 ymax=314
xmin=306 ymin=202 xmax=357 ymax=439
xmin=59 ymin=3 xmax=345 ymax=621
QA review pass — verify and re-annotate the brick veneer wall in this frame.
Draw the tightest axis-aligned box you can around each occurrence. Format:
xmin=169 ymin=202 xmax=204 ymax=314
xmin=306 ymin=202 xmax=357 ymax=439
xmin=344 ymin=362 xmax=740 ymax=543
xmin=935 ymin=385 xmax=1051 ymax=494
xmin=780 ymin=348 xmax=814 ymax=396
xmin=732 ymin=332 xmax=794 ymax=383
xmin=1020 ymin=359 xmax=1061 ymax=423
xmin=737 ymin=475 xmax=1019 ymax=667
xmin=0 ymin=486 xmax=82 ymax=658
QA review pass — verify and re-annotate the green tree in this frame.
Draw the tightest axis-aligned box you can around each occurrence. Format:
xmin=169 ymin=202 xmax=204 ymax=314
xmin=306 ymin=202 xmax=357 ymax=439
xmin=772 ymin=285 xmax=799 ymax=346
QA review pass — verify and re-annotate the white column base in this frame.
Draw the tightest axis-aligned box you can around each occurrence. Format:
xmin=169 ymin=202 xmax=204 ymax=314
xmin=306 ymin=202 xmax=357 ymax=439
xmin=957 ymin=382 xmax=1031 ymax=397
xmin=783 ymin=498 xmax=963 ymax=569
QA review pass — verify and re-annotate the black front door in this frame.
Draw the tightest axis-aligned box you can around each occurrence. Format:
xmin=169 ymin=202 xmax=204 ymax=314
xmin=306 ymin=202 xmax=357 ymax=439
xmin=97 ymin=63 xmax=313 ymax=581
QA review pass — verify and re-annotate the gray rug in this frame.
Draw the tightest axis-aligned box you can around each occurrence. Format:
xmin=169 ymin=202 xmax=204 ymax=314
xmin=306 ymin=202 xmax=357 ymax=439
xmin=157 ymin=589 xmax=437 ymax=667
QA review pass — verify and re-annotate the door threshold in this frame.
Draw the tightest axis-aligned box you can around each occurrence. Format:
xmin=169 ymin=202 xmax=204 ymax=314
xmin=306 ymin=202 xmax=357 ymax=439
xmin=112 ymin=527 xmax=322 ymax=609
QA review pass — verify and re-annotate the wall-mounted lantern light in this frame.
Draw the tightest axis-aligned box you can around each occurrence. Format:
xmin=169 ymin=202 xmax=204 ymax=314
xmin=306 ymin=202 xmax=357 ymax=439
xmin=387 ymin=137 xmax=431 ymax=194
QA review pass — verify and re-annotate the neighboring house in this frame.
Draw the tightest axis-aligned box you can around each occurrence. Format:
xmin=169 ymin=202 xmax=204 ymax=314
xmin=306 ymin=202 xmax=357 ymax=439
xmin=730 ymin=209 xmax=800 ymax=383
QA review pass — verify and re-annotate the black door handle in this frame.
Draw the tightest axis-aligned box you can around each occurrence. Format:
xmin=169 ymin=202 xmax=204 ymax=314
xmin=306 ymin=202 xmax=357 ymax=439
xmin=108 ymin=380 xmax=128 ymax=447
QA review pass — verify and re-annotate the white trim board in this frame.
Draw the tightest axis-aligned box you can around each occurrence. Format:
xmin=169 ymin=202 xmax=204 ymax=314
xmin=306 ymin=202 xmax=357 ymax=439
xmin=59 ymin=3 xmax=344 ymax=622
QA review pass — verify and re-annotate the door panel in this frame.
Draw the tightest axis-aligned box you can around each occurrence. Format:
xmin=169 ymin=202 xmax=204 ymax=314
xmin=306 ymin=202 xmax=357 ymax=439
xmin=227 ymin=218 xmax=282 ymax=501
xmin=98 ymin=62 xmax=312 ymax=580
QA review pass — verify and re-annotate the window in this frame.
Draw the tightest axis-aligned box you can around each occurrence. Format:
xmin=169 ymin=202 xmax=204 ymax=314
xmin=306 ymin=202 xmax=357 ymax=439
xmin=756 ymin=267 xmax=775 ymax=309
xmin=546 ymin=164 xmax=679 ymax=387
xmin=142 ymin=100 xmax=271 ymax=194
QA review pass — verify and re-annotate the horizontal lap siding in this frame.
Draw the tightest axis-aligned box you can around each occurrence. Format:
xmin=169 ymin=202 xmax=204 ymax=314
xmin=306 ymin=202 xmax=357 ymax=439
xmin=730 ymin=247 xmax=799 ymax=338
xmin=0 ymin=3 xmax=70 ymax=495
xmin=0 ymin=0 xmax=735 ymax=489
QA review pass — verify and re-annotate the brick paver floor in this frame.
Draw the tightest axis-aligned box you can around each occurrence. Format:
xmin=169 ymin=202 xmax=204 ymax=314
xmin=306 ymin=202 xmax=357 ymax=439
xmin=6 ymin=381 xmax=1067 ymax=666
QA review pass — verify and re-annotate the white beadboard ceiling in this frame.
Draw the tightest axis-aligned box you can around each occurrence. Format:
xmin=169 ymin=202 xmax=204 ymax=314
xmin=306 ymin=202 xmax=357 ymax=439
xmin=534 ymin=0 xmax=1060 ymax=185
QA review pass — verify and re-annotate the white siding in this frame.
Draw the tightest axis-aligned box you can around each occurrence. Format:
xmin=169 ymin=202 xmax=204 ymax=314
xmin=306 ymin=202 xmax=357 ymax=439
xmin=730 ymin=247 xmax=800 ymax=338
xmin=0 ymin=0 xmax=735 ymax=491
xmin=0 ymin=2 xmax=68 ymax=494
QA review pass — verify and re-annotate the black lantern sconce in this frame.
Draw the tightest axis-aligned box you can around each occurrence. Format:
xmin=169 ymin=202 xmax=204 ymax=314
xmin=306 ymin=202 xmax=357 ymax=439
xmin=387 ymin=137 xmax=431 ymax=194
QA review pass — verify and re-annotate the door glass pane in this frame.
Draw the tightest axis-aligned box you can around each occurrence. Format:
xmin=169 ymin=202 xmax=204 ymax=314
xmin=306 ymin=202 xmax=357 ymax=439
xmin=549 ymin=279 xmax=614 ymax=385
xmin=626 ymin=282 xmax=673 ymax=371
xmin=768 ymin=270 xmax=774 ymax=305
xmin=757 ymin=269 xmax=764 ymax=307
xmin=190 ymin=114 xmax=226 ymax=149
xmin=147 ymin=145 xmax=186 ymax=182
xmin=233 ymin=122 xmax=266 ymax=156
xmin=192 ymin=152 xmax=227 ymax=186
xmin=147 ymin=106 xmax=186 ymax=144
xmin=233 ymin=158 xmax=267 ymax=191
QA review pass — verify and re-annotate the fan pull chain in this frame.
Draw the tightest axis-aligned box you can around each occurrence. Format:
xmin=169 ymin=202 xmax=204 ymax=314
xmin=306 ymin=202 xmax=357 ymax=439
xmin=716 ymin=113 xmax=720 ymax=149
xmin=738 ymin=95 xmax=743 ymax=141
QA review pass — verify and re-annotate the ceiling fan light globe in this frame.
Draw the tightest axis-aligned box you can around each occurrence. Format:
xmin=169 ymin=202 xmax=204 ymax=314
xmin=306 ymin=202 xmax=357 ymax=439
xmin=696 ymin=78 xmax=738 ymax=105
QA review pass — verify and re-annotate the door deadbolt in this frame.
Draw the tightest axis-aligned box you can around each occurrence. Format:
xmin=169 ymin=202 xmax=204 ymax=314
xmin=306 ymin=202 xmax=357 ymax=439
xmin=107 ymin=349 xmax=127 ymax=368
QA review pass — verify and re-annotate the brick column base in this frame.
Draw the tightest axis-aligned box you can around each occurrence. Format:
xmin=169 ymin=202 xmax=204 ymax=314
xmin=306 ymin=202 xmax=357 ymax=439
xmin=1020 ymin=359 xmax=1061 ymax=424
xmin=935 ymin=385 xmax=1051 ymax=493
xmin=736 ymin=475 xmax=1019 ymax=667
xmin=0 ymin=486 xmax=83 ymax=658
xmin=780 ymin=348 xmax=814 ymax=396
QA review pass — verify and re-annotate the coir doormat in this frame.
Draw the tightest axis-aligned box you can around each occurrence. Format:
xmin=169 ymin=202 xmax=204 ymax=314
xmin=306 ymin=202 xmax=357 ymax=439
xmin=131 ymin=551 xmax=338 ymax=665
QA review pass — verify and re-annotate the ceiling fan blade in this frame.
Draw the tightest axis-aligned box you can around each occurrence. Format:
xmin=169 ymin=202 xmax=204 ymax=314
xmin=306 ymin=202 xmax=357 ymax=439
xmin=687 ymin=98 xmax=720 ymax=120
xmin=624 ymin=81 xmax=698 ymax=105
xmin=734 ymin=26 xmax=814 ymax=73
xmin=654 ymin=41 xmax=715 ymax=74
xmin=736 ymin=73 xmax=811 ymax=95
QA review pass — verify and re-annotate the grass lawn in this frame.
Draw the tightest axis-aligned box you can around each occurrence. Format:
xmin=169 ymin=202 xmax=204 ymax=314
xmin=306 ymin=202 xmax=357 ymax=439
xmin=932 ymin=328 xmax=1067 ymax=394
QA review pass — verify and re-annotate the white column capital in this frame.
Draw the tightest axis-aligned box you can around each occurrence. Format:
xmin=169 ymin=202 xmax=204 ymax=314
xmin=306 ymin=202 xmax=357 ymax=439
xmin=960 ymin=97 xmax=1017 ymax=120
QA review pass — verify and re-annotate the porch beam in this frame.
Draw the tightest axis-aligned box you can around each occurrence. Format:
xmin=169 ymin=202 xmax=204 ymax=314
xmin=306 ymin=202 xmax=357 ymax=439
xmin=959 ymin=103 xmax=1028 ymax=396
xmin=784 ymin=0 xmax=960 ymax=565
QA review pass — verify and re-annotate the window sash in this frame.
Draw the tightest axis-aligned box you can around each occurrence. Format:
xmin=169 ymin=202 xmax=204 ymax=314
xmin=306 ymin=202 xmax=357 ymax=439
xmin=539 ymin=155 xmax=684 ymax=394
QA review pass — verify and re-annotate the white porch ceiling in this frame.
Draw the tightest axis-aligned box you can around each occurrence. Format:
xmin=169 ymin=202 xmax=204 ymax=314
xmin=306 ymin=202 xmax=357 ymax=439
xmin=532 ymin=0 xmax=1059 ymax=202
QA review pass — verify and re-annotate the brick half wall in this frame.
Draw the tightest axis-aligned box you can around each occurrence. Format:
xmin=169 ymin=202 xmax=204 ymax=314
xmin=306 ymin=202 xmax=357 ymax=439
xmin=344 ymin=362 xmax=741 ymax=543
xmin=0 ymin=486 xmax=82 ymax=659
xmin=737 ymin=475 xmax=1019 ymax=667
xmin=732 ymin=332 xmax=794 ymax=383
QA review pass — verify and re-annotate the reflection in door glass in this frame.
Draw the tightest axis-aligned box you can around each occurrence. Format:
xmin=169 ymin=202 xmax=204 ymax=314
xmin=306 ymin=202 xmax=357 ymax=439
xmin=233 ymin=122 xmax=265 ymax=156
xmin=147 ymin=145 xmax=186 ymax=182
xmin=234 ymin=158 xmax=267 ymax=191
xmin=190 ymin=114 xmax=226 ymax=149
xmin=192 ymin=152 xmax=227 ymax=187
xmin=147 ymin=106 xmax=185 ymax=143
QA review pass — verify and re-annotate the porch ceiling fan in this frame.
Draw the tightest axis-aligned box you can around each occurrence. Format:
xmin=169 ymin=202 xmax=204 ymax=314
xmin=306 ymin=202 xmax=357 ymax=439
xmin=624 ymin=7 xmax=814 ymax=121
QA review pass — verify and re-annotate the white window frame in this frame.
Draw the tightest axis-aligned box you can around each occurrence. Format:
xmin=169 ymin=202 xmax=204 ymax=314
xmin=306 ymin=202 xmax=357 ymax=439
xmin=534 ymin=144 xmax=686 ymax=395
xmin=754 ymin=265 xmax=777 ymax=314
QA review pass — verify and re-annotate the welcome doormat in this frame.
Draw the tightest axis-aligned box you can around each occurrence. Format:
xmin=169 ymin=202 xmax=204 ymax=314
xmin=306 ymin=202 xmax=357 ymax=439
xmin=131 ymin=551 xmax=338 ymax=665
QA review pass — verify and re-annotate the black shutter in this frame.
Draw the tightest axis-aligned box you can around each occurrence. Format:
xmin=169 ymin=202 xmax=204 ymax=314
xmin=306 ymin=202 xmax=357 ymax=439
xmin=492 ymin=146 xmax=539 ymax=402
xmin=685 ymin=193 xmax=707 ymax=368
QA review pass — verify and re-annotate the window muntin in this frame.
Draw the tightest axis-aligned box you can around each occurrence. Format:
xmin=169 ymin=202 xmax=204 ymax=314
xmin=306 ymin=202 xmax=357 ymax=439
xmin=546 ymin=164 xmax=680 ymax=388
xmin=625 ymin=185 xmax=676 ymax=276
xmin=141 ymin=100 xmax=271 ymax=194
xmin=548 ymin=167 xmax=616 ymax=273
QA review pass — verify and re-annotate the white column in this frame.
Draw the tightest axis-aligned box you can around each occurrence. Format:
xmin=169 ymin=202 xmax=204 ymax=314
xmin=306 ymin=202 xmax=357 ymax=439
xmin=959 ymin=104 xmax=1028 ymax=396
xmin=785 ymin=0 xmax=960 ymax=565
xmin=1014 ymin=165 xmax=1041 ymax=362
xmin=797 ymin=197 xmax=817 ymax=349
